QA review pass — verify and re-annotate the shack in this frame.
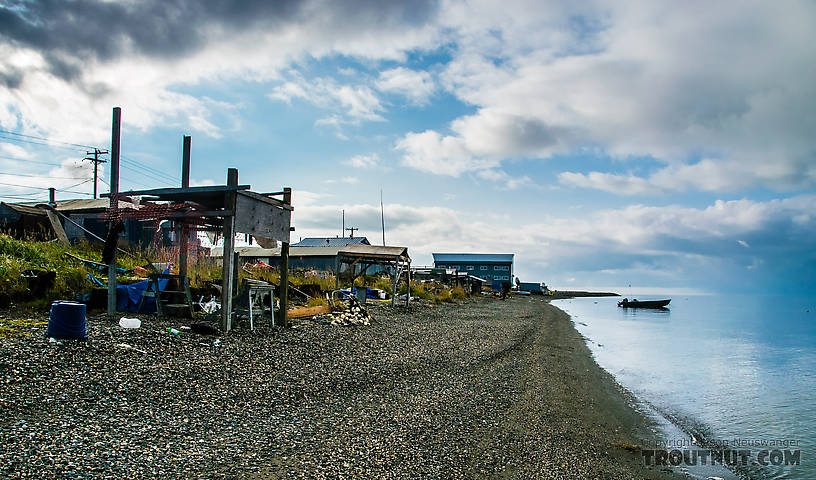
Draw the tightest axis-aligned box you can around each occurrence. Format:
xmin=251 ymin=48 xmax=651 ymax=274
xmin=105 ymin=168 xmax=293 ymax=330
xmin=0 ymin=198 xmax=152 ymax=245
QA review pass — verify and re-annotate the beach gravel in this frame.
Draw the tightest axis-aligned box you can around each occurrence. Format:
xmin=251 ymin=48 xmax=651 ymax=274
xmin=0 ymin=296 xmax=683 ymax=479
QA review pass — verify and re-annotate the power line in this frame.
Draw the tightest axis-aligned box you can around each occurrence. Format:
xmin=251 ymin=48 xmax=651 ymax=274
xmin=0 ymin=128 xmax=95 ymax=150
xmin=0 ymin=171 xmax=89 ymax=180
xmin=0 ymin=154 xmax=70 ymax=167
xmin=0 ymin=180 xmax=92 ymax=195
xmin=120 ymin=154 xmax=179 ymax=183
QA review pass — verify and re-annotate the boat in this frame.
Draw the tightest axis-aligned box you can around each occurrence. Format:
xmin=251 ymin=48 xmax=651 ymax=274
xmin=617 ymin=298 xmax=671 ymax=308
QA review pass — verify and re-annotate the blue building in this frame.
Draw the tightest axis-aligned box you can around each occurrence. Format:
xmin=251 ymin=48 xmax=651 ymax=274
xmin=432 ymin=253 xmax=514 ymax=290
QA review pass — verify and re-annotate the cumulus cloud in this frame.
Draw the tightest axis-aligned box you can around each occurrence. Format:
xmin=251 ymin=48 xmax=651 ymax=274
xmin=395 ymin=0 xmax=816 ymax=193
xmin=270 ymin=77 xmax=385 ymax=124
xmin=559 ymin=158 xmax=816 ymax=195
xmin=0 ymin=0 xmax=440 ymax=143
xmin=345 ymin=153 xmax=380 ymax=168
xmin=375 ymin=67 xmax=435 ymax=105
xmin=291 ymin=189 xmax=816 ymax=292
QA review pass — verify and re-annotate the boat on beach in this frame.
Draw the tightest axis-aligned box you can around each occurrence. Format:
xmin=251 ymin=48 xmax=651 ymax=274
xmin=617 ymin=298 xmax=671 ymax=308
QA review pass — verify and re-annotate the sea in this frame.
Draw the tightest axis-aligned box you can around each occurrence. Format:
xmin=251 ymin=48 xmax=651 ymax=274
xmin=552 ymin=293 xmax=816 ymax=480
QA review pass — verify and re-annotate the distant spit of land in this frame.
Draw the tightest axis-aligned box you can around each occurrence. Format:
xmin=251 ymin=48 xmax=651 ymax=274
xmin=548 ymin=290 xmax=620 ymax=299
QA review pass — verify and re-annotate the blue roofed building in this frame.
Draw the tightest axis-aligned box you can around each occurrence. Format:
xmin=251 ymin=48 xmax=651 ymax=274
xmin=432 ymin=253 xmax=514 ymax=290
xmin=292 ymin=236 xmax=370 ymax=247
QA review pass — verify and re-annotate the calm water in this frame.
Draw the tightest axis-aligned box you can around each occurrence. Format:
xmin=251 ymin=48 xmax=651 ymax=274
xmin=553 ymin=294 xmax=816 ymax=480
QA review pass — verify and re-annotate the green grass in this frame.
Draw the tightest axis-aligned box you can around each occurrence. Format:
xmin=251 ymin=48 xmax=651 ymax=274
xmin=0 ymin=234 xmax=472 ymax=308
xmin=0 ymin=233 xmax=149 ymax=304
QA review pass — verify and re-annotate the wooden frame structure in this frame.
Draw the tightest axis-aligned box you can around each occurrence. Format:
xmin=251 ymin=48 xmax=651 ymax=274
xmin=334 ymin=244 xmax=412 ymax=307
xmin=105 ymin=169 xmax=293 ymax=331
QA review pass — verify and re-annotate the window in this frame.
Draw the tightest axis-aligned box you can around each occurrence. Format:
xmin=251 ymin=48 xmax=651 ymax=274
xmin=493 ymin=265 xmax=501 ymax=271
xmin=480 ymin=265 xmax=488 ymax=270
xmin=467 ymin=265 xmax=474 ymax=271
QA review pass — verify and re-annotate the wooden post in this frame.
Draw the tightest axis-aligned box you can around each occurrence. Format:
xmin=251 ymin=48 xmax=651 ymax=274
xmin=392 ymin=256 xmax=399 ymax=307
xmin=221 ymin=168 xmax=238 ymax=331
xmin=48 ymin=188 xmax=55 ymax=205
xmin=335 ymin=255 xmax=340 ymax=291
xmin=406 ymin=260 xmax=411 ymax=307
xmin=179 ymin=136 xmax=191 ymax=282
xmin=279 ymin=187 xmax=291 ymax=327
xmin=107 ymin=107 xmax=121 ymax=317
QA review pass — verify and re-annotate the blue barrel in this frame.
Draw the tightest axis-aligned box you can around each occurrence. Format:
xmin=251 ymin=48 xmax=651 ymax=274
xmin=47 ymin=301 xmax=87 ymax=339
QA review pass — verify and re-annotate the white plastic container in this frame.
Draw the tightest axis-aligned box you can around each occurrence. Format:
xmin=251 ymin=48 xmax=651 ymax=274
xmin=118 ymin=317 xmax=141 ymax=329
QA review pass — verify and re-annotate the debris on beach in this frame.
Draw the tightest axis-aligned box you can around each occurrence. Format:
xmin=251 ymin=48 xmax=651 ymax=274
xmin=315 ymin=296 xmax=372 ymax=326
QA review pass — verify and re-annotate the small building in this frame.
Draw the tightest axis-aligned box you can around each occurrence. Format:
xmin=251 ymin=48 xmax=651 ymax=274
xmin=432 ymin=253 xmax=514 ymax=290
xmin=517 ymin=282 xmax=542 ymax=294
xmin=211 ymin=243 xmax=408 ymax=277
xmin=0 ymin=199 xmax=154 ymax=246
xmin=292 ymin=236 xmax=370 ymax=247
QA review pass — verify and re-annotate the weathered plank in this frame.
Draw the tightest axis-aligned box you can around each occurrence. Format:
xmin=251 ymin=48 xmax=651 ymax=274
xmin=287 ymin=305 xmax=331 ymax=319
xmin=234 ymin=193 xmax=291 ymax=242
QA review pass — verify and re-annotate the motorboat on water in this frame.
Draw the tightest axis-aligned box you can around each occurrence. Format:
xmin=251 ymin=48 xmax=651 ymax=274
xmin=617 ymin=298 xmax=671 ymax=308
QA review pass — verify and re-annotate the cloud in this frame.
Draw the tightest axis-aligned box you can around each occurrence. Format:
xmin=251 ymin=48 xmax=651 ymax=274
xmin=0 ymin=0 xmax=441 ymax=143
xmin=0 ymin=0 xmax=438 ymax=83
xmin=270 ymin=77 xmax=385 ymax=123
xmin=394 ymin=0 xmax=816 ymax=193
xmin=322 ymin=176 xmax=359 ymax=185
xmin=0 ymin=141 xmax=31 ymax=159
xmin=345 ymin=153 xmax=380 ymax=168
xmin=290 ymin=191 xmax=816 ymax=293
xmin=559 ymin=158 xmax=816 ymax=195
xmin=475 ymin=169 xmax=534 ymax=190
xmin=395 ymin=130 xmax=497 ymax=176
xmin=558 ymin=171 xmax=663 ymax=196
xmin=375 ymin=67 xmax=435 ymax=105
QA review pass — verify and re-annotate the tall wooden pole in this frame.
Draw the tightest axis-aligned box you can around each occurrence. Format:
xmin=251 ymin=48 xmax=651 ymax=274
xmin=179 ymin=136 xmax=191 ymax=282
xmin=107 ymin=107 xmax=121 ymax=316
xmin=221 ymin=168 xmax=238 ymax=331
xmin=279 ymin=187 xmax=292 ymax=327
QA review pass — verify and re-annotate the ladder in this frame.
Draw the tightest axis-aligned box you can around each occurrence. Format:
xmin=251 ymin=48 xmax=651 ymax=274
xmin=139 ymin=273 xmax=195 ymax=317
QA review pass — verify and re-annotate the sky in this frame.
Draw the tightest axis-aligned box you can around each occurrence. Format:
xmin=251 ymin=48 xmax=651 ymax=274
xmin=0 ymin=0 xmax=814 ymax=294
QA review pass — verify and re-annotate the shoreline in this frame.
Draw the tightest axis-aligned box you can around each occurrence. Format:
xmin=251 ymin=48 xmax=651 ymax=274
xmin=1 ymin=296 xmax=685 ymax=478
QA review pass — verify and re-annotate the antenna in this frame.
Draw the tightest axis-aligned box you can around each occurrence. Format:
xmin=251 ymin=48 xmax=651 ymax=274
xmin=380 ymin=189 xmax=386 ymax=246
xmin=342 ymin=209 xmax=345 ymax=237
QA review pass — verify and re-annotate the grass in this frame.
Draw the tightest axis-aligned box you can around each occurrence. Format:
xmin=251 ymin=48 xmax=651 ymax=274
xmin=0 ymin=317 xmax=49 ymax=338
xmin=0 ymin=233 xmax=150 ymax=305
xmin=0 ymin=234 xmax=472 ymax=309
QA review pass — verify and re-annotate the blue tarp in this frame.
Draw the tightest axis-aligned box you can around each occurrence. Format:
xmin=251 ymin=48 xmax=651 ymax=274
xmin=338 ymin=287 xmax=381 ymax=300
xmin=87 ymin=268 xmax=170 ymax=313
xmin=116 ymin=273 xmax=169 ymax=313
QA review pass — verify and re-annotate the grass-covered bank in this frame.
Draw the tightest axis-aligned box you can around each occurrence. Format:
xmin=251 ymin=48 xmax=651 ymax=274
xmin=0 ymin=234 xmax=472 ymax=312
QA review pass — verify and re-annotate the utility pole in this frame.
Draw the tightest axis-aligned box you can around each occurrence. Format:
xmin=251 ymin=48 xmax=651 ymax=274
xmin=345 ymin=226 xmax=358 ymax=238
xmin=380 ymin=189 xmax=386 ymax=246
xmin=84 ymin=148 xmax=108 ymax=199
xmin=107 ymin=107 xmax=121 ymax=317
xmin=179 ymin=135 xmax=191 ymax=282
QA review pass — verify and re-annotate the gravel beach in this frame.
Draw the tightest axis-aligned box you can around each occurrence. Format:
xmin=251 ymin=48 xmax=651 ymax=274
xmin=1 ymin=296 xmax=684 ymax=479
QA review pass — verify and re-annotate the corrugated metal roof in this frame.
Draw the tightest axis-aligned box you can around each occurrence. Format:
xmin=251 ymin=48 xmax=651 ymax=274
xmin=338 ymin=244 xmax=410 ymax=261
xmin=432 ymin=253 xmax=514 ymax=263
xmin=9 ymin=199 xmax=133 ymax=212
xmin=292 ymin=236 xmax=370 ymax=247
xmin=210 ymin=245 xmax=345 ymax=258
xmin=0 ymin=202 xmax=47 ymax=216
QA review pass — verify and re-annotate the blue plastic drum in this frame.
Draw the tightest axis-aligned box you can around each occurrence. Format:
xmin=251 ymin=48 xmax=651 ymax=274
xmin=47 ymin=301 xmax=87 ymax=339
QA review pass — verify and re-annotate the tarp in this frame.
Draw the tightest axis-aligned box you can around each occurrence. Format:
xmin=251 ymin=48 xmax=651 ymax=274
xmin=116 ymin=272 xmax=170 ymax=313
